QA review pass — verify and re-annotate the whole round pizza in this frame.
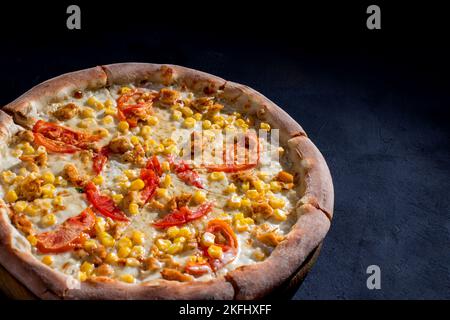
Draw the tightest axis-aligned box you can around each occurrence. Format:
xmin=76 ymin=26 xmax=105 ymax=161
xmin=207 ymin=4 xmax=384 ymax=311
xmin=0 ymin=63 xmax=333 ymax=299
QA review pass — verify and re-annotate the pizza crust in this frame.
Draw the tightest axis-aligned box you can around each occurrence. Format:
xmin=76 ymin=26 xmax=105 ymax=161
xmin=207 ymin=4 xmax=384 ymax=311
xmin=0 ymin=64 xmax=333 ymax=299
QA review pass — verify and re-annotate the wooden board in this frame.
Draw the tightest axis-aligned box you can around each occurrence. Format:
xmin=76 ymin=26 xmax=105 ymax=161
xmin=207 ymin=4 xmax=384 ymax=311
xmin=0 ymin=244 xmax=322 ymax=300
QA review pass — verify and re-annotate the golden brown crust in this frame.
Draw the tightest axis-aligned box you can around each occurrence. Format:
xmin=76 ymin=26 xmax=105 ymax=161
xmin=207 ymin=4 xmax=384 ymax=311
xmin=225 ymin=204 xmax=330 ymax=299
xmin=288 ymin=136 xmax=334 ymax=219
xmin=2 ymin=66 xmax=107 ymax=128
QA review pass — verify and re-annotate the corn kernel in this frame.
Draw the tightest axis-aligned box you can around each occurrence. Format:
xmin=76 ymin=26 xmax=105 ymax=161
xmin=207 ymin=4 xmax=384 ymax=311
xmin=235 ymin=118 xmax=248 ymax=129
xmin=246 ymin=189 xmax=259 ymax=200
xmin=1 ymin=171 xmax=16 ymax=184
xmin=118 ymin=246 xmax=131 ymax=259
xmin=104 ymin=99 xmax=114 ymax=108
xmin=80 ymin=107 xmax=95 ymax=118
xmin=105 ymin=252 xmax=118 ymax=264
xmin=94 ymin=101 xmax=105 ymax=110
xmin=270 ymin=181 xmax=282 ymax=193
xmin=166 ymin=242 xmax=184 ymax=254
xmin=207 ymin=245 xmax=223 ymax=259
xmin=269 ymin=196 xmax=286 ymax=209
xmin=224 ymin=183 xmax=237 ymax=194
xmin=129 ymin=178 xmax=145 ymax=191
xmin=119 ymin=274 xmax=135 ymax=283
xmin=104 ymin=108 xmax=116 ymax=116
xmin=192 ymin=190 xmax=206 ymax=204
xmin=129 ymin=203 xmax=139 ymax=215
xmin=193 ymin=113 xmax=202 ymax=121
xmin=27 ymin=234 xmax=37 ymax=246
xmin=172 ymin=110 xmax=182 ymax=121
xmin=120 ymin=86 xmax=132 ymax=94
xmin=183 ymin=117 xmax=196 ymax=129
xmin=5 ymin=190 xmax=18 ymax=203
xmin=112 ymin=193 xmax=124 ymax=205
xmin=154 ymin=143 xmax=165 ymax=154
xmin=201 ymin=232 xmax=215 ymax=247
xmin=95 ymin=217 xmax=106 ymax=233
xmin=130 ymin=136 xmax=141 ymax=145
xmin=140 ymin=125 xmax=152 ymax=137
xmin=22 ymin=143 xmax=35 ymax=155
xmin=25 ymin=204 xmax=40 ymax=216
xmin=102 ymin=115 xmax=114 ymax=125
xmin=42 ymin=255 xmax=53 ymax=266
xmin=118 ymin=121 xmax=129 ymax=132
xmin=181 ymin=107 xmax=194 ymax=117
xmin=52 ymin=196 xmax=63 ymax=207
xmin=241 ymin=181 xmax=250 ymax=192
xmin=174 ymin=236 xmax=186 ymax=244
xmin=131 ymin=230 xmax=145 ymax=245
xmin=156 ymin=238 xmax=171 ymax=251
xmin=86 ymin=96 xmax=98 ymax=107
xmin=178 ymin=227 xmax=192 ymax=238
xmin=161 ymin=161 xmax=170 ymax=172
xmin=117 ymin=237 xmax=132 ymax=249
xmin=126 ymin=257 xmax=141 ymax=267
xmin=202 ymin=120 xmax=212 ymax=129
xmin=273 ymin=209 xmax=288 ymax=221
xmin=54 ymin=176 xmax=67 ymax=187
xmin=91 ymin=175 xmax=103 ymax=185
xmin=79 ymin=271 xmax=87 ymax=282
xmin=77 ymin=118 xmax=96 ymax=128
xmin=98 ymin=231 xmax=115 ymax=247
xmin=209 ymin=171 xmax=225 ymax=181
xmin=260 ymin=122 xmax=271 ymax=131
xmin=129 ymin=245 xmax=145 ymax=259
xmin=147 ymin=116 xmax=159 ymax=126
xmin=163 ymin=144 xmax=178 ymax=155
xmin=235 ymin=219 xmax=248 ymax=232
xmin=227 ymin=195 xmax=241 ymax=209
xmin=240 ymin=198 xmax=251 ymax=208
xmin=252 ymin=180 xmax=265 ymax=193
xmin=13 ymin=201 xmax=28 ymax=213
xmin=167 ymin=226 xmax=180 ymax=239
xmin=156 ymin=188 xmax=168 ymax=199
xmin=83 ymin=239 xmax=98 ymax=251
xmin=41 ymin=214 xmax=57 ymax=227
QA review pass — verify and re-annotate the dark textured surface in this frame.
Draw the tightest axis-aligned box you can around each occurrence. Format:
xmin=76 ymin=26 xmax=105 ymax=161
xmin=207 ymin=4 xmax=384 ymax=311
xmin=0 ymin=2 xmax=449 ymax=300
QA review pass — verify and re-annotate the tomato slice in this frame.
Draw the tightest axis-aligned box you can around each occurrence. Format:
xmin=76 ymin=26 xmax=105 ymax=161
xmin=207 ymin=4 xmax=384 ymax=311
xmin=185 ymin=261 xmax=212 ymax=276
xmin=36 ymin=208 xmax=95 ymax=254
xmin=116 ymin=89 xmax=155 ymax=128
xmin=93 ymin=146 xmax=110 ymax=174
xmin=153 ymin=202 xmax=214 ymax=228
xmin=168 ymin=155 xmax=204 ymax=189
xmin=33 ymin=132 xmax=79 ymax=153
xmin=33 ymin=120 xmax=101 ymax=147
xmin=202 ymin=219 xmax=238 ymax=271
xmin=85 ymin=182 xmax=129 ymax=222
xmin=140 ymin=156 xmax=163 ymax=203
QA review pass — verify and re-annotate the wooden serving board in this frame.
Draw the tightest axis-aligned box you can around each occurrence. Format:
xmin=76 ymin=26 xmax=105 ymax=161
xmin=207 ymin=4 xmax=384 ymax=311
xmin=0 ymin=244 xmax=322 ymax=300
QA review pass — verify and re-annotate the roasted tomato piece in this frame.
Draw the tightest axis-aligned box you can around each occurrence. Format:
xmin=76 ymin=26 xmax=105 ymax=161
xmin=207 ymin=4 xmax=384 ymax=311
xmin=85 ymin=182 xmax=129 ymax=222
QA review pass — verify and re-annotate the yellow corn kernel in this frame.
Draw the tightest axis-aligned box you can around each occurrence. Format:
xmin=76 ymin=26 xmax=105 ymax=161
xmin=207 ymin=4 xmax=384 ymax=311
xmin=83 ymin=239 xmax=98 ymax=251
xmin=112 ymin=193 xmax=124 ymax=205
xmin=183 ymin=117 xmax=196 ymax=129
xmin=5 ymin=190 xmax=18 ymax=203
xmin=12 ymin=148 xmax=22 ymax=158
xmin=240 ymin=198 xmax=251 ymax=208
xmin=209 ymin=171 xmax=225 ymax=181
xmin=167 ymin=226 xmax=180 ymax=239
xmin=130 ymin=136 xmax=141 ymax=145
xmin=201 ymin=232 xmax=215 ymax=247
xmin=13 ymin=201 xmax=28 ymax=213
xmin=80 ymin=107 xmax=95 ymax=118
xmin=192 ymin=190 xmax=206 ymax=204
xmin=41 ymin=214 xmax=57 ymax=227
xmin=129 ymin=245 xmax=145 ymax=259
xmin=91 ymin=175 xmax=103 ymax=185
xmin=131 ymin=230 xmax=145 ymax=245
xmin=163 ymin=144 xmax=178 ymax=155
xmin=52 ymin=196 xmax=63 ymax=207
xmin=42 ymin=255 xmax=53 ymax=266
xmin=41 ymin=184 xmax=55 ymax=198
xmin=172 ymin=110 xmax=182 ymax=121
xmin=235 ymin=118 xmax=248 ymax=129
xmin=118 ymin=246 xmax=131 ymax=259
xmin=260 ymin=122 xmax=271 ymax=131
xmin=94 ymin=101 xmax=104 ymax=110
xmin=140 ymin=126 xmax=151 ymax=137
xmin=193 ymin=113 xmax=202 ymax=121
xmin=105 ymin=252 xmax=118 ymax=264
xmin=252 ymin=248 xmax=266 ymax=261
xmin=157 ymin=175 xmax=170 ymax=189
xmin=86 ymin=96 xmax=98 ymax=107
xmin=234 ymin=212 xmax=245 ymax=221
xmin=80 ymin=261 xmax=94 ymax=275
xmin=246 ymin=189 xmax=259 ymax=200
xmin=224 ymin=183 xmax=237 ymax=194
xmin=174 ymin=236 xmax=186 ymax=244
xmin=269 ymin=196 xmax=286 ymax=209
xmin=166 ymin=242 xmax=184 ymax=254
xmin=122 ymin=169 xmax=136 ymax=180
xmin=1 ymin=171 xmax=16 ymax=184
xmin=126 ymin=257 xmax=141 ymax=267
xmin=27 ymin=234 xmax=37 ymax=246
xmin=252 ymin=180 xmax=265 ymax=193
xmin=77 ymin=118 xmax=96 ymax=128
xmin=181 ymin=106 xmax=194 ymax=117
xmin=102 ymin=115 xmax=114 ymax=125
xmin=118 ymin=236 xmax=133 ymax=249
xmin=154 ymin=143 xmax=165 ymax=154
xmin=207 ymin=245 xmax=223 ymax=259
xmin=24 ymin=204 xmax=40 ymax=216
xmin=129 ymin=203 xmax=139 ymax=215
xmin=235 ymin=219 xmax=249 ymax=232
xmin=156 ymin=238 xmax=171 ymax=251
xmin=22 ymin=143 xmax=35 ymax=155
xmin=118 ymin=121 xmax=129 ymax=132
xmin=41 ymin=172 xmax=55 ymax=184
xmin=94 ymin=128 xmax=110 ymax=138
xmin=270 ymin=181 xmax=282 ymax=193
xmin=119 ymin=274 xmax=135 ymax=283
xmin=178 ymin=227 xmax=192 ymax=238
xmin=120 ymin=86 xmax=132 ymax=94
xmin=273 ymin=209 xmax=288 ymax=221
xmin=54 ymin=176 xmax=67 ymax=187
xmin=95 ymin=216 xmax=106 ymax=233
xmin=104 ymin=99 xmax=114 ymax=108
xmin=79 ymin=271 xmax=88 ymax=282
xmin=241 ymin=181 xmax=250 ymax=192
xmin=129 ymin=178 xmax=145 ymax=191
xmin=147 ymin=116 xmax=159 ymax=126
xmin=118 ymin=181 xmax=131 ymax=190
xmin=227 ymin=195 xmax=241 ymax=209
xmin=98 ymin=231 xmax=115 ymax=247
xmin=202 ymin=120 xmax=212 ymax=129
xmin=156 ymin=188 xmax=168 ymax=199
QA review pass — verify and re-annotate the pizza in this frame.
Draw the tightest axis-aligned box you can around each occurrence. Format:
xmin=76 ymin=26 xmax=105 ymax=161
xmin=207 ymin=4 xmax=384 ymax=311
xmin=0 ymin=63 xmax=333 ymax=299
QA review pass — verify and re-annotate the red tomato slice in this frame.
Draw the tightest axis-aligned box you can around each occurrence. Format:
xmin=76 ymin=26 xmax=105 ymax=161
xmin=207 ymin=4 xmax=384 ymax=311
xmin=116 ymin=89 xmax=155 ymax=128
xmin=185 ymin=261 xmax=212 ymax=276
xmin=33 ymin=133 xmax=79 ymax=153
xmin=153 ymin=202 xmax=214 ymax=228
xmin=167 ymin=155 xmax=204 ymax=189
xmin=85 ymin=182 xmax=129 ymax=222
xmin=36 ymin=208 xmax=95 ymax=254
xmin=202 ymin=219 xmax=238 ymax=271
xmin=140 ymin=156 xmax=163 ymax=203
xmin=92 ymin=147 xmax=110 ymax=174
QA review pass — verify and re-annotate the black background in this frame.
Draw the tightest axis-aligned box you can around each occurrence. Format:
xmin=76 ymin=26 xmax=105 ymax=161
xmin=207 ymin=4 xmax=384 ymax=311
xmin=0 ymin=1 xmax=449 ymax=299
